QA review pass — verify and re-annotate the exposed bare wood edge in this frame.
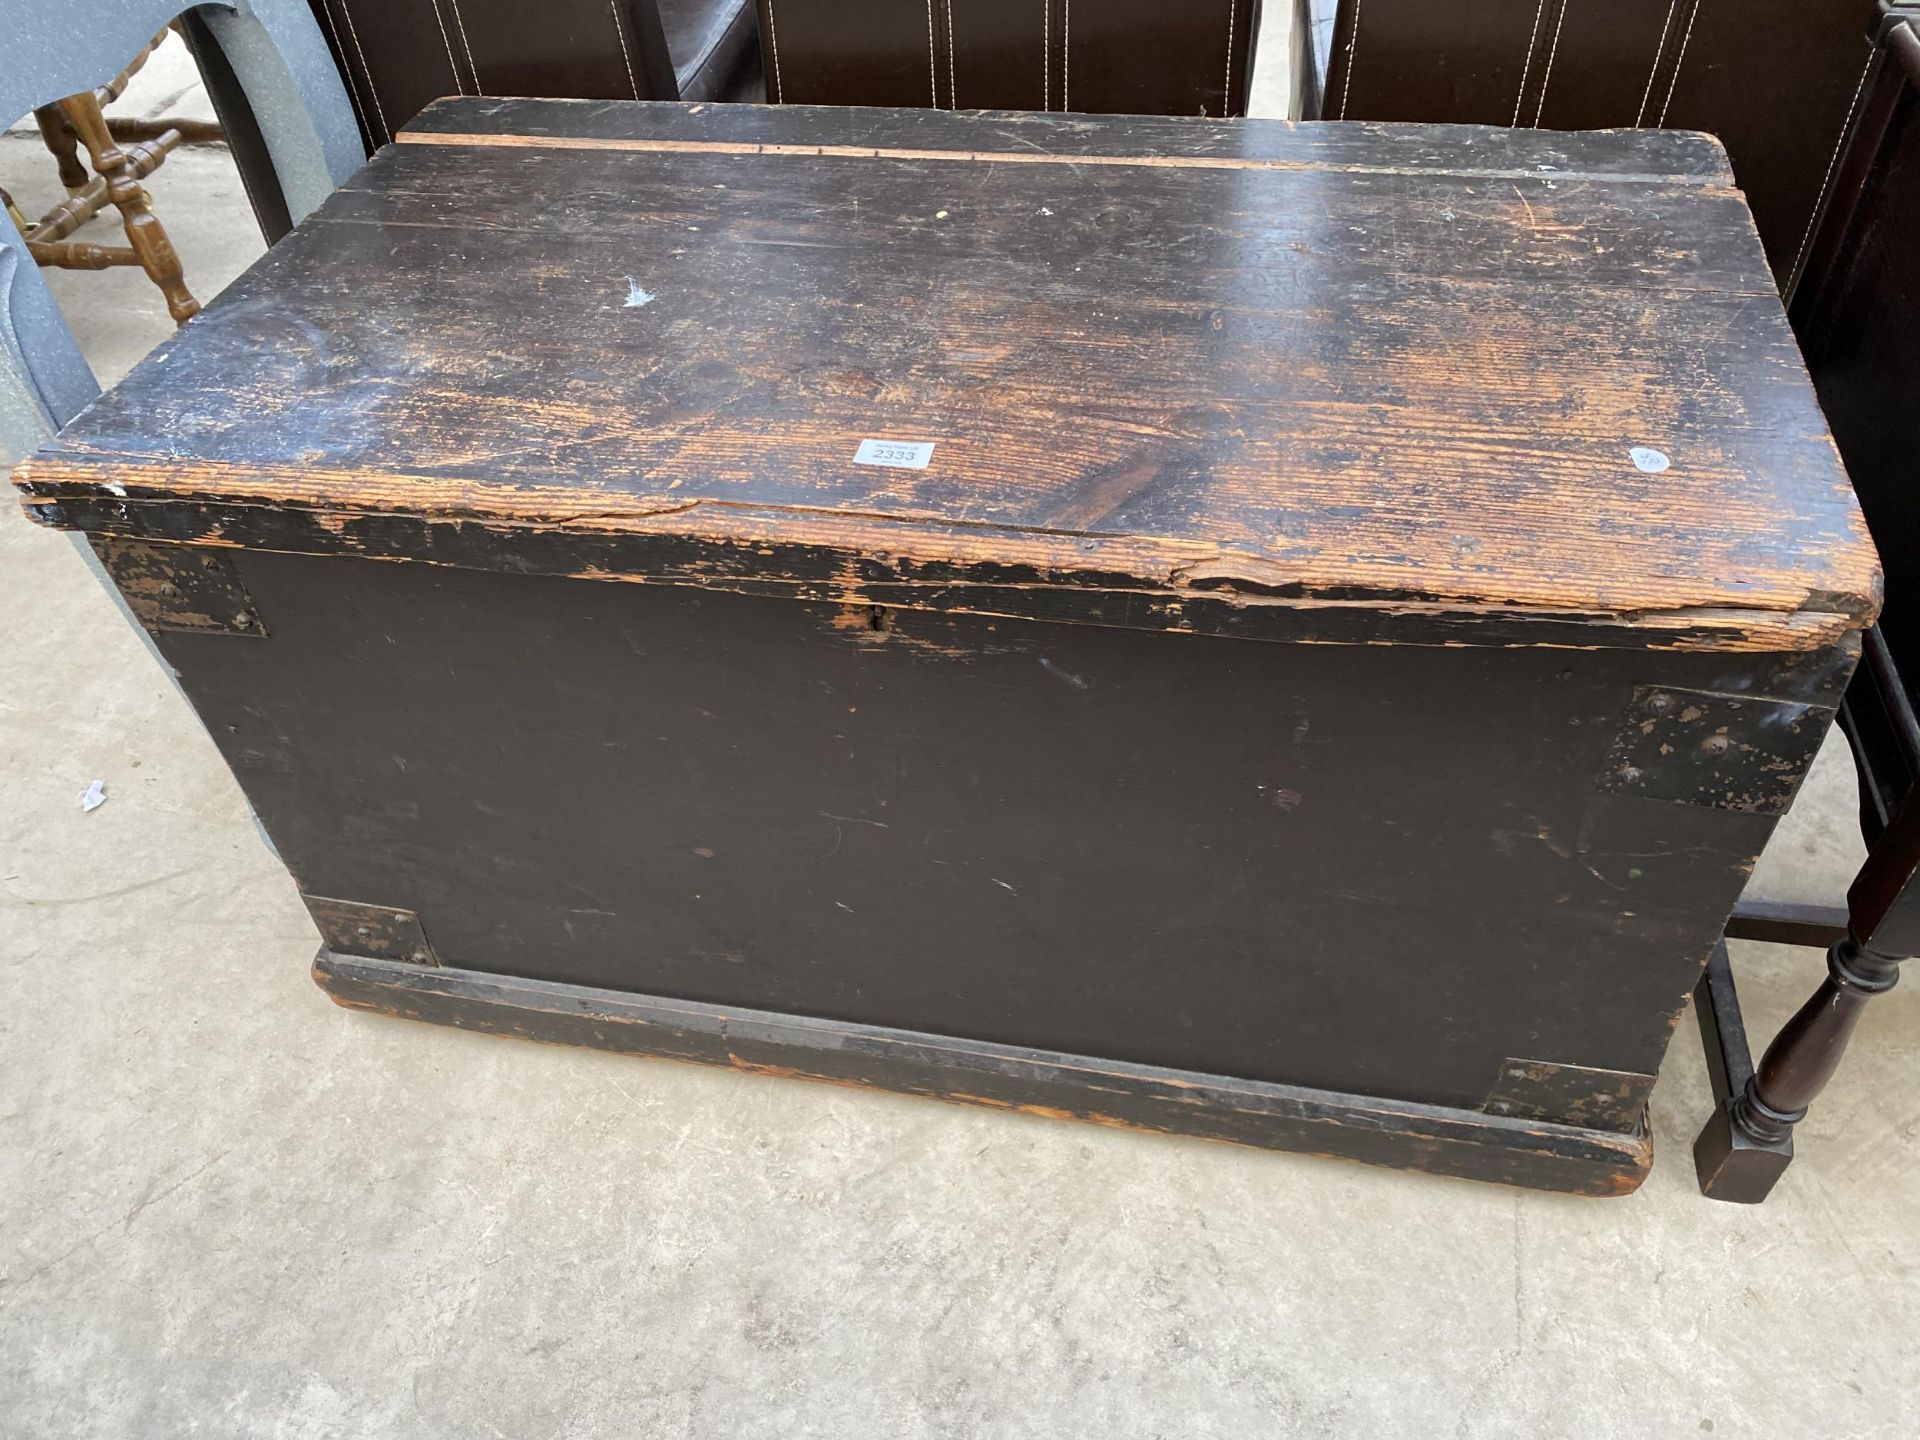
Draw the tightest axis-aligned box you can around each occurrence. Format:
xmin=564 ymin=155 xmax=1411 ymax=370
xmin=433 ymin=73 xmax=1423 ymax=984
xmin=312 ymin=949 xmax=1651 ymax=1196
xmin=1725 ymin=897 xmax=1852 ymax=948
xmin=44 ymin=522 xmax=1853 ymax=657
xmin=11 ymin=457 xmax=1877 ymax=638
xmin=403 ymin=98 xmax=1734 ymax=181
xmin=390 ymin=130 xmax=1740 ymax=190
xmin=13 ymin=507 xmax=1865 ymax=655
xmin=14 ymin=493 xmax=1862 ymax=655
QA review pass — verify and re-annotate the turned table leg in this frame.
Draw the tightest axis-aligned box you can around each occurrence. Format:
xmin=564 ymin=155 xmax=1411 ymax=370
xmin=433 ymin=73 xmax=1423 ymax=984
xmin=1695 ymin=933 xmax=1903 ymax=1201
xmin=55 ymin=90 xmax=199 ymax=324
xmin=1698 ymin=737 xmax=1920 ymax=1202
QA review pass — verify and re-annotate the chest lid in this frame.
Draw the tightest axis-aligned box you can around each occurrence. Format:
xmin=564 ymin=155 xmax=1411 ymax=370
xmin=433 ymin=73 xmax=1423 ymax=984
xmin=14 ymin=99 xmax=1878 ymax=652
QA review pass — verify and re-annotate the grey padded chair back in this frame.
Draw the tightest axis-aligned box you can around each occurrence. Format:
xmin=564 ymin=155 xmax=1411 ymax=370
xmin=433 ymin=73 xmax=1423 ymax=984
xmin=1 ymin=0 xmax=362 ymax=461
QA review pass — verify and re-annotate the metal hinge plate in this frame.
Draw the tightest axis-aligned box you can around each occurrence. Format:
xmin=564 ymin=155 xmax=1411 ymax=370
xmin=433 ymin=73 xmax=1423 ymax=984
xmin=303 ymin=895 xmax=441 ymax=967
xmin=1596 ymin=686 xmax=1826 ymax=814
xmin=90 ymin=537 xmax=266 ymax=637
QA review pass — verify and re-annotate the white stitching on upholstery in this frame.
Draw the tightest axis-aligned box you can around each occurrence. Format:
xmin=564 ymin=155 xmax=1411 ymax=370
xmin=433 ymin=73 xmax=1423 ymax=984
xmin=608 ymin=1 xmax=642 ymax=100
xmin=336 ymin=0 xmax=391 ymax=143
xmin=1338 ymin=0 xmax=1360 ymax=119
xmin=1043 ymin=0 xmax=1049 ymax=111
xmin=1064 ymin=0 xmax=1070 ymax=111
xmin=444 ymin=0 xmax=483 ymax=92
xmin=1531 ymin=0 xmax=1569 ymax=127
xmin=426 ymin=0 xmax=465 ymax=95
xmin=946 ymin=0 xmax=957 ymax=110
xmin=1222 ymin=0 xmax=1235 ymax=119
xmin=1510 ymin=0 xmax=1549 ymax=128
xmin=312 ymin=0 xmax=373 ymax=142
xmin=1787 ymin=46 xmax=1876 ymax=294
xmin=927 ymin=0 xmax=938 ymax=107
xmin=1656 ymin=0 xmax=1703 ymax=127
xmin=764 ymin=0 xmax=785 ymax=102
xmin=1635 ymin=0 xmax=1680 ymax=126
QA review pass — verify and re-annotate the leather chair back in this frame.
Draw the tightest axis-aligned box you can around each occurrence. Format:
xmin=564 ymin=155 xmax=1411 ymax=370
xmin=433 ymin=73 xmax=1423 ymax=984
xmin=308 ymin=0 xmax=758 ymax=149
xmin=755 ymin=0 xmax=1261 ymax=117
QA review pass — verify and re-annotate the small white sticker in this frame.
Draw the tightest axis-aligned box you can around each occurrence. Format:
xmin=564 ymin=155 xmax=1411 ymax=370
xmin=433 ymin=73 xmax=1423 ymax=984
xmin=1629 ymin=446 xmax=1671 ymax=474
xmin=854 ymin=439 xmax=935 ymax=470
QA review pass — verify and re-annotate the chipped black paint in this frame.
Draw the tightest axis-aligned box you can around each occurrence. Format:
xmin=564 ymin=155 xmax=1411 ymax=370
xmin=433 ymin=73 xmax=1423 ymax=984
xmin=90 ymin=536 xmax=266 ymax=637
xmin=303 ymin=895 xmax=441 ymax=967
xmin=1597 ymin=685 xmax=1829 ymax=814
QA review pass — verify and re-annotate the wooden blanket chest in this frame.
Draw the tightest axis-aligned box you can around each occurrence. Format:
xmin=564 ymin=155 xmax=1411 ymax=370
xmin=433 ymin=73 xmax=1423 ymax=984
xmin=13 ymin=98 xmax=1879 ymax=1195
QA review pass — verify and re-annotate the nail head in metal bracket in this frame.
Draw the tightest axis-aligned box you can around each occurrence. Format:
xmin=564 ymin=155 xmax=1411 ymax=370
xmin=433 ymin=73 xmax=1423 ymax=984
xmin=1597 ymin=686 xmax=1825 ymax=814
xmin=302 ymin=895 xmax=440 ymax=966
xmin=90 ymin=537 xmax=267 ymax=637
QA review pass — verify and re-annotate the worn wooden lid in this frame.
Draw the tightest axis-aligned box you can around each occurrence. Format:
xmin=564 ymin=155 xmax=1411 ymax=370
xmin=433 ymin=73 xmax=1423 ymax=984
xmin=15 ymin=99 xmax=1878 ymax=651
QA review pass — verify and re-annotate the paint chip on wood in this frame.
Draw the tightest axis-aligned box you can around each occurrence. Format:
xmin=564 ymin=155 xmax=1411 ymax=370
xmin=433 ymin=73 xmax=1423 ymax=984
xmin=623 ymin=277 xmax=657 ymax=308
xmin=1630 ymin=446 xmax=1671 ymax=474
xmin=1039 ymin=657 xmax=1090 ymax=690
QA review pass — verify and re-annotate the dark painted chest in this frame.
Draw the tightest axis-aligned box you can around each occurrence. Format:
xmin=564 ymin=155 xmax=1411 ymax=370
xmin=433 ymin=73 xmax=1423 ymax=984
xmin=14 ymin=98 xmax=1879 ymax=1194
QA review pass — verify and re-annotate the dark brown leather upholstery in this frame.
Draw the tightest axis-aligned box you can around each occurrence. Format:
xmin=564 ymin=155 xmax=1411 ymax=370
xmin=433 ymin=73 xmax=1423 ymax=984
xmin=1303 ymin=0 xmax=1876 ymax=284
xmin=1794 ymin=28 xmax=1920 ymax=688
xmin=308 ymin=0 xmax=760 ymax=149
xmin=754 ymin=0 xmax=1261 ymax=116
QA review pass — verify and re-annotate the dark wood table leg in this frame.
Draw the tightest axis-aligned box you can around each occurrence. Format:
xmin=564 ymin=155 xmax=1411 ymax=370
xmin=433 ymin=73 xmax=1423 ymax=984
xmin=1695 ymin=933 xmax=1901 ymax=1201
xmin=1694 ymin=19 xmax=1920 ymax=1203
xmin=1692 ymin=942 xmax=1790 ymax=1198
xmin=1724 ymin=897 xmax=1852 ymax=949
xmin=1697 ymin=778 xmax=1920 ymax=1202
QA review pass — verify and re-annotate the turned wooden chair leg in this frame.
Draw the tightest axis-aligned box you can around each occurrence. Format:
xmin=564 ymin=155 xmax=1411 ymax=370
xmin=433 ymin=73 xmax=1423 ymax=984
xmin=33 ymin=106 xmax=90 ymax=192
xmin=54 ymin=89 xmax=199 ymax=325
xmin=1695 ymin=933 xmax=1903 ymax=1202
xmin=1698 ymin=761 xmax=1920 ymax=1203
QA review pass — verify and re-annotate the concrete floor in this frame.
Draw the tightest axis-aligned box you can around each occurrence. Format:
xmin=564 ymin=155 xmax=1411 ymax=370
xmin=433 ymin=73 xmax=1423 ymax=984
xmin=4 ymin=23 xmax=1919 ymax=1440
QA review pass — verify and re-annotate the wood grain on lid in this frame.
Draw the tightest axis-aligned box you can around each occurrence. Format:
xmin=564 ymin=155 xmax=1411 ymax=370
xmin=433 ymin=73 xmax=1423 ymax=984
xmin=15 ymin=98 xmax=1878 ymax=651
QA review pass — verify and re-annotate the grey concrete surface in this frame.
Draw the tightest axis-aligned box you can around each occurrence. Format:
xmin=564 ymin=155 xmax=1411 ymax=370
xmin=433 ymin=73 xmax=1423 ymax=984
xmin=4 ymin=13 xmax=1919 ymax=1439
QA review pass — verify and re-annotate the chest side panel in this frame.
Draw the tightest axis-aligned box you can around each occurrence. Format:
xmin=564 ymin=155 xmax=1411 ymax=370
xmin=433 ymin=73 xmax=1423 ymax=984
xmin=152 ymin=549 xmax=1851 ymax=1115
